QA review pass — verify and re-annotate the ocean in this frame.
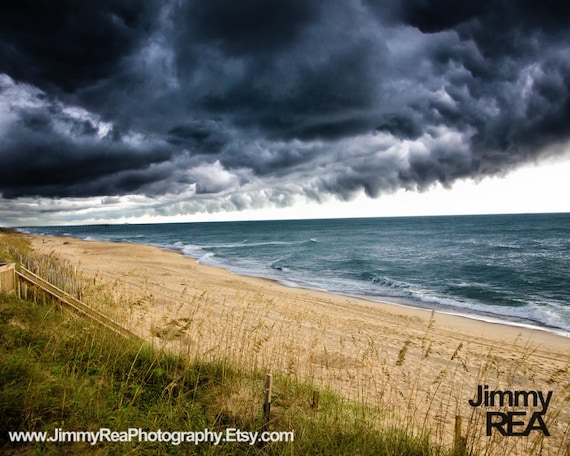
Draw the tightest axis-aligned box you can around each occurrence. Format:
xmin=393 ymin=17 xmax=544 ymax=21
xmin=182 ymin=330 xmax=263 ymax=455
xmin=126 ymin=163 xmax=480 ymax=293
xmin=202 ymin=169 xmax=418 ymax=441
xmin=22 ymin=213 xmax=570 ymax=335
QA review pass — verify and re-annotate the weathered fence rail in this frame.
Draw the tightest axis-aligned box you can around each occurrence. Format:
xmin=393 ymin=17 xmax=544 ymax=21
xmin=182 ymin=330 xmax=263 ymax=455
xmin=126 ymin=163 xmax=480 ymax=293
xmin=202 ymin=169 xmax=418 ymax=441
xmin=16 ymin=266 xmax=140 ymax=340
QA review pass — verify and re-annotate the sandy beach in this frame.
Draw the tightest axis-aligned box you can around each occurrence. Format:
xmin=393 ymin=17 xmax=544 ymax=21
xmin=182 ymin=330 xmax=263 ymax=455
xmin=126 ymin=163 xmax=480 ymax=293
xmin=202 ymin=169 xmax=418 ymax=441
xmin=28 ymin=234 xmax=570 ymax=455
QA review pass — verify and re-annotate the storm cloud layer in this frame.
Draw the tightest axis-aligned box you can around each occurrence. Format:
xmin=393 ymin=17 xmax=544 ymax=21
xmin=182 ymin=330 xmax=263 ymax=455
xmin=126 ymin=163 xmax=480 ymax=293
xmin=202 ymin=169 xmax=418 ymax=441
xmin=1 ymin=0 xmax=569 ymax=223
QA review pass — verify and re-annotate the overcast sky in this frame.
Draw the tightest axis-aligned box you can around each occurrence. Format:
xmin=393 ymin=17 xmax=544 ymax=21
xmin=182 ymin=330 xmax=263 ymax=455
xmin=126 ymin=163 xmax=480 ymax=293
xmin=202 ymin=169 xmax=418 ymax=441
xmin=1 ymin=0 xmax=569 ymax=226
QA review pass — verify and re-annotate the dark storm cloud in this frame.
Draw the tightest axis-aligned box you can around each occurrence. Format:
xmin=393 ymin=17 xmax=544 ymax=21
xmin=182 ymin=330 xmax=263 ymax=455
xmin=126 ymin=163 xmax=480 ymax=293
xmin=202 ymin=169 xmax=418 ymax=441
xmin=166 ymin=120 xmax=229 ymax=154
xmin=0 ymin=75 xmax=179 ymax=198
xmin=0 ymin=0 xmax=158 ymax=92
xmin=183 ymin=0 xmax=320 ymax=56
xmin=1 ymin=0 xmax=569 ymax=223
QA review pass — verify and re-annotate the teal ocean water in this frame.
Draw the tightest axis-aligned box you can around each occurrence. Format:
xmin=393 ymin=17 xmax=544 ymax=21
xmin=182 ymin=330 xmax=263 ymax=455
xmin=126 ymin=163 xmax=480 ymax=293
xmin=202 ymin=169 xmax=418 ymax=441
xmin=23 ymin=213 xmax=570 ymax=334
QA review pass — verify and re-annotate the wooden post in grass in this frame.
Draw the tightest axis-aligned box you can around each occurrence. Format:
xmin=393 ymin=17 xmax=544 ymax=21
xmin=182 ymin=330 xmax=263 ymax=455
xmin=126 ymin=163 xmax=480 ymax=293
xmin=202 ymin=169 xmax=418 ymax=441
xmin=312 ymin=390 xmax=320 ymax=410
xmin=263 ymin=374 xmax=273 ymax=432
xmin=454 ymin=415 xmax=466 ymax=456
xmin=0 ymin=263 xmax=16 ymax=293
xmin=454 ymin=415 xmax=462 ymax=443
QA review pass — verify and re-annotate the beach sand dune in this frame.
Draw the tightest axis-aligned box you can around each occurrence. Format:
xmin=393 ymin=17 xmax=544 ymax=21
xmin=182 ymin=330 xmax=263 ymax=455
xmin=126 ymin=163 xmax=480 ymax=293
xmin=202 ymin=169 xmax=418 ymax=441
xmin=29 ymin=235 xmax=570 ymax=455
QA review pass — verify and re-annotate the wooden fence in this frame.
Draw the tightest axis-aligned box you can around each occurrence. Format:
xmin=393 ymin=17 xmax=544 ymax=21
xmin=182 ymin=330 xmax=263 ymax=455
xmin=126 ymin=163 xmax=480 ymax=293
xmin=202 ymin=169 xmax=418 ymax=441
xmin=15 ymin=266 xmax=140 ymax=340
xmin=0 ymin=263 xmax=16 ymax=293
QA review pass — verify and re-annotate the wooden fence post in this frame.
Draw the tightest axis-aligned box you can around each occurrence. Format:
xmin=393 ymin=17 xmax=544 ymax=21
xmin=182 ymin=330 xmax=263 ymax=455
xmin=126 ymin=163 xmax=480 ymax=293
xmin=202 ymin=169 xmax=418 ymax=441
xmin=263 ymin=374 xmax=273 ymax=432
xmin=0 ymin=263 xmax=16 ymax=293
xmin=454 ymin=415 xmax=462 ymax=443
xmin=312 ymin=390 xmax=320 ymax=410
xmin=454 ymin=415 xmax=466 ymax=456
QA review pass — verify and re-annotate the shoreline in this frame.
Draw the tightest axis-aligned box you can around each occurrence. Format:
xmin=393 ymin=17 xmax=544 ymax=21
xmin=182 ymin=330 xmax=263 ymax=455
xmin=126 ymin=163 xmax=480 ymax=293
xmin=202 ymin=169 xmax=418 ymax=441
xmin=229 ymin=267 xmax=570 ymax=339
xmin=25 ymin=231 xmax=570 ymax=348
xmin=102 ymin=241 xmax=570 ymax=340
xmin=209 ymin=260 xmax=570 ymax=339
xmin=20 ymin=228 xmax=570 ymax=339
xmin=26 ymin=232 xmax=569 ymax=353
